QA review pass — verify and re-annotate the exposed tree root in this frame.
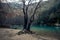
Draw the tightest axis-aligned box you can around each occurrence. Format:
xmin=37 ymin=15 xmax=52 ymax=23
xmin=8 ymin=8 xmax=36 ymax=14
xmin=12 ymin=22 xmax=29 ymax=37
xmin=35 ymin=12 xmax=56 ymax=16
xmin=17 ymin=29 xmax=35 ymax=35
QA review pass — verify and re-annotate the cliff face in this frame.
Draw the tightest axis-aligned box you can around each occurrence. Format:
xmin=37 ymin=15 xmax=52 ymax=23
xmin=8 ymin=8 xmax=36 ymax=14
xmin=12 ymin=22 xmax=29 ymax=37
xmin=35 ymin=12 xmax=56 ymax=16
xmin=37 ymin=0 xmax=60 ymax=25
xmin=0 ymin=0 xmax=60 ymax=25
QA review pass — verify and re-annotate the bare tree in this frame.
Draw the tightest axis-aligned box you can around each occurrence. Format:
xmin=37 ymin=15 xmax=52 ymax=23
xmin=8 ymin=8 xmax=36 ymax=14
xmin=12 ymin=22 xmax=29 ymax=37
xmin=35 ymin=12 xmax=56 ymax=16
xmin=20 ymin=0 xmax=42 ymax=33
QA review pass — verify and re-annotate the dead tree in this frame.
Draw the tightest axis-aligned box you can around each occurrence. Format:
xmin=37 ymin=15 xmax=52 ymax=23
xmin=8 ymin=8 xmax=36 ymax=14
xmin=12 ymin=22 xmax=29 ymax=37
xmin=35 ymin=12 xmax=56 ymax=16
xmin=22 ymin=0 xmax=42 ymax=32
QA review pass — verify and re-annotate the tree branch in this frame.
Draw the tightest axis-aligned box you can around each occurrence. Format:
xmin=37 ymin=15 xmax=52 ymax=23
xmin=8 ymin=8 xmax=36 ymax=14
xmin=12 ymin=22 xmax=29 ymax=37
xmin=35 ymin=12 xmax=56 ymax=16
xmin=30 ymin=0 xmax=42 ymax=22
xmin=26 ymin=0 xmax=31 ymax=13
xmin=22 ymin=0 xmax=26 ymax=14
xmin=27 ymin=0 xmax=42 ymax=30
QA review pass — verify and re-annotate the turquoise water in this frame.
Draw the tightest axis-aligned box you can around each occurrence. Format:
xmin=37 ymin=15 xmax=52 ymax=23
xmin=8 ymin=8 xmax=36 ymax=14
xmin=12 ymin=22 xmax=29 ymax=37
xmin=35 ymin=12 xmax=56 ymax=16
xmin=31 ymin=25 xmax=60 ymax=32
xmin=10 ymin=25 xmax=60 ymax=32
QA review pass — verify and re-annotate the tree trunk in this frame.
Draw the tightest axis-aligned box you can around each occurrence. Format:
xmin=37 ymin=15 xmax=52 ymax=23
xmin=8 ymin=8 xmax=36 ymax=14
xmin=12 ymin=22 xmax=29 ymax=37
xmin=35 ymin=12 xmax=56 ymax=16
xmin=23 ymin=14 xmax=28 ymax=30
xmin=27 ymin=18 xmax=33 ymax=31
xmin=27 ymin=22 xmax=31 ymax=31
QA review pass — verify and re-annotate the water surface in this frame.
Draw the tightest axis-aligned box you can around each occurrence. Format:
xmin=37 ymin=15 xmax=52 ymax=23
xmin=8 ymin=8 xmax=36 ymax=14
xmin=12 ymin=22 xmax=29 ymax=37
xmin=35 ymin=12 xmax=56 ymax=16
xmin=10 ymin=25 xmax=60 ymax=32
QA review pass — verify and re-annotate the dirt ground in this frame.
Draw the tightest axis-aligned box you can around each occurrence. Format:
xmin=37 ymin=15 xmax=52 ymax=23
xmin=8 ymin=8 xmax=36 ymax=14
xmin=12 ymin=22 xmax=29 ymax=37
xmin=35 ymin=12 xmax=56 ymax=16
xmin=0 ymin=28 xmax=59 ymax=40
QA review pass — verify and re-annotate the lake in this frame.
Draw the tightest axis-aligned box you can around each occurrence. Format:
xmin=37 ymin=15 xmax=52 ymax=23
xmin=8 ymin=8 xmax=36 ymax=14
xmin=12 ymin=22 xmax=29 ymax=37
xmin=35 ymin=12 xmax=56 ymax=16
xmin=10 ymin=25 xmax=60 ymax=32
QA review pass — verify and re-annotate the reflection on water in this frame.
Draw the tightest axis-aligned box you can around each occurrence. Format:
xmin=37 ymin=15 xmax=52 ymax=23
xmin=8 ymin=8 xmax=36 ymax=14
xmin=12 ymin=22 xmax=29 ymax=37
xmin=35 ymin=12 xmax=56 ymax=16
xmin=10 ymin=25 xmax=60 ymax=32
